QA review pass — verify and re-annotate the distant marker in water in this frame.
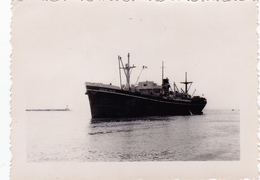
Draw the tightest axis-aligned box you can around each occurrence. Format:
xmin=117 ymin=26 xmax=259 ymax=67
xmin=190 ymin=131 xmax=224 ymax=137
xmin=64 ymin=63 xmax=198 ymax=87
xmin=26 ymin=105 xmax=70 ymax=111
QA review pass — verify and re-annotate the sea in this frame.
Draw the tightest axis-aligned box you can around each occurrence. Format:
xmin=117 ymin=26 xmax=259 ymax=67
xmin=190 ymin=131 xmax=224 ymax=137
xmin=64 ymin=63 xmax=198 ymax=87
xmin=26 ymin=109 xmax=239 ymax=162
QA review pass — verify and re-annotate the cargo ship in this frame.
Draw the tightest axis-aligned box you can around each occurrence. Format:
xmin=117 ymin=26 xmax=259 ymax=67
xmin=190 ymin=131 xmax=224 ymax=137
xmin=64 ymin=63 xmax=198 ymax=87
xmin=85 ymin=53 xmax=207 ymax=118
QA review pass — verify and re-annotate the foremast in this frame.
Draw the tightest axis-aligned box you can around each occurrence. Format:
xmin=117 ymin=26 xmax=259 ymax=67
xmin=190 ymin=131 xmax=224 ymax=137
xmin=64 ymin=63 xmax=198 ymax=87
xmin=118 ymin=53 xmax=136 ymax=90
xmin=180 ymin=72 xmax=193 ymax=94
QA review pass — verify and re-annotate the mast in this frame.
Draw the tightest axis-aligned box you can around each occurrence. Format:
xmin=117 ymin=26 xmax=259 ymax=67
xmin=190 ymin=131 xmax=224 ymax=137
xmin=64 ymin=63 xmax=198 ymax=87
xmin=118 ymin=56 xmax=122 ymax=89
xmin=180 ymin=72 xmax=193 ymax=94
xmin=185 ymin=72 xmax=187 ymax=93
xmin=118 ymin=53 xmax=136 ymax=90
xmin=126 ymin=53 xmax=130 ymax=89
xmin=161 ymin=61 xmax=165 ymax=84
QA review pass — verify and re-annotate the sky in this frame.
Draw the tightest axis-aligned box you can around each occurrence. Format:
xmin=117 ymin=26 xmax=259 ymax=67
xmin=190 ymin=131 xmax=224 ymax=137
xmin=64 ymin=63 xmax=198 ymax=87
xmin=11 ymin=0 xmax=257 ymax=113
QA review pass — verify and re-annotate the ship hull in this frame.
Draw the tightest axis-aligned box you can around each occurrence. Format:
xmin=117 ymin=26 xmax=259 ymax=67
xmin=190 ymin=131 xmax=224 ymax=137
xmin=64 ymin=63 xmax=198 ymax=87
xmin=86 ymin=85 xmax=206 ymax=118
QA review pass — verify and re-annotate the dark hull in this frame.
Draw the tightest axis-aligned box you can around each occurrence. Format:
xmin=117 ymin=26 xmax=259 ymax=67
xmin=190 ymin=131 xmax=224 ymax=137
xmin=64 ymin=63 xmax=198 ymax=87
xmin=86 ymin=85 xmax=206 ymax=118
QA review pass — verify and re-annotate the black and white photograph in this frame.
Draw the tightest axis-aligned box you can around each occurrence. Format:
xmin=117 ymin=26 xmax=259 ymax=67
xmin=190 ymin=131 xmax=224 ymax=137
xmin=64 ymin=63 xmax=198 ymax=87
xmin=10 ymin=0 xmax=258 ymax=179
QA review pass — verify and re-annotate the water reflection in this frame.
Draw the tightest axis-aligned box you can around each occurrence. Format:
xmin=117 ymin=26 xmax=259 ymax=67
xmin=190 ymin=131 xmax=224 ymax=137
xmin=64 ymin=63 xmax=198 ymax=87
xmin=90 ymin=116 xmax=175 ymax=123
xmin=26 ymin=110 xmax=240 ymax=162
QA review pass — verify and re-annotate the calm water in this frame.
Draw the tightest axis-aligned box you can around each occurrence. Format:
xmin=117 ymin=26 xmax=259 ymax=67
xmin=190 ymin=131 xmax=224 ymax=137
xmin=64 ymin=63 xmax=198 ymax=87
xmin=26 ymin=110 xmax=239 ymax=162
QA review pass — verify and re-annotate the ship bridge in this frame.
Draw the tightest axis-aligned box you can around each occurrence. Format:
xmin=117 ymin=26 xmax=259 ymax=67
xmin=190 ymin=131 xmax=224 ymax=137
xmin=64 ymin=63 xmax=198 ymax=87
xmin=135 ymin=81 xmax=162 ymax=95
xmin=136 ymin=81 xmax=161 ymax=90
